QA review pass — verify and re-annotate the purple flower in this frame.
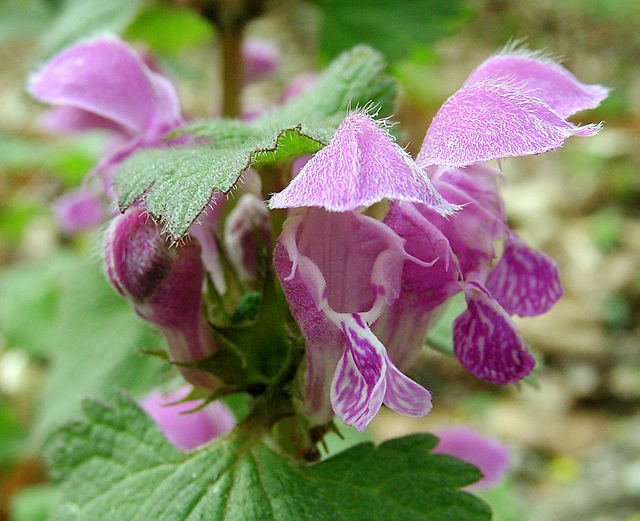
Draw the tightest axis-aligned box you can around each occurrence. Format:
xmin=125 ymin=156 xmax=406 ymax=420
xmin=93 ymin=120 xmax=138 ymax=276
xmin=270 ymin=114 xmax=452 ymax=430
xmin=432 ymin=425 xmax=511 ymax=490
xmin=104 ymin=207 xmax=219 ymax=390
xmin=416 ymin=48 xmax=608 ymax=169
xmin=141 ymin=385 xmax=235 ymax=451
xmin=270 ymin=50 xmax=606 ymax=430
xmin=29 ymin=36 xmax=184 ymax=228
xmin=242 ymin=38 xmax=280 ymax=81
xmin=53 ymin=187 xmax=107 ymax=235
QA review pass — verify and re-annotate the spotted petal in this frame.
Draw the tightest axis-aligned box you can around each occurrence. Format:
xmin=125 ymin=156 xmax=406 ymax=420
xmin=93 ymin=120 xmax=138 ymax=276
xmin=331 ymin=314 xmax=431 ymax=432
xmin=453 ymin=282 xmax=534 ymax=384
xmin=331 ymin=316 xmax=388 ymax=432
xmin=417 ymin=79 xmax=601 ymax=169
xmin=465 ymin=51 xmax=610 ymax=118
xmin=486 ymin=233 xmax=563 ymax=316
xmin=270 ymin=113 xmax=455 ymax=214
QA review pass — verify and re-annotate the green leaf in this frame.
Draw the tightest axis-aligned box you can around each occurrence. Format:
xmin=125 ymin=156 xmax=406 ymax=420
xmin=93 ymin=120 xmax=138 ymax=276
xmin=125 ymin=5 xmax=213 ymax=54
xmin=38 ymin=0 xmax=143 ymax=60
xmin=0 ymin=0 xmax=53 ymax=42
xmin=46 ymin=393 xmax=491 ymax=521
xmin=0 ymin=398 xmax=27 ymax=466
xmin=0 ymin=252 xmax=167 ymax=446
xmin=115 ymin=45 xmax=396 ymax=240
xmin=10 ymin=484 xmax=61 ymax=521
xmin=0 ymin=132 xmax=100 ymax=184
xmin=313 ymin=0 xmax=472 ymax=62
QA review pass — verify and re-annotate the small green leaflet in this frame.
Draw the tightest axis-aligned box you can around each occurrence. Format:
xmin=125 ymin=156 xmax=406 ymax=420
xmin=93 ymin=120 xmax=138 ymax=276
xmin=46 ymin=393 xmax=491 ymax=521
xmin=114 ymin=45 xmax=397 ymax=240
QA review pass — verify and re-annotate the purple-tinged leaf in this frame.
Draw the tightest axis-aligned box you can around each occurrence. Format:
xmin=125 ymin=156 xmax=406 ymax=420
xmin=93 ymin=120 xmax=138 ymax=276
xmin=465 ymin=51 xmax=609 ymax=118
xmin=486 ymin=233 xmax=563 ymax=317
xmin=417 ymin=79 xmax=601 ymax=168
xmin=453 ymin=282 xmax=534 ymax=384
xmin=270 ymin=113 xmax=456 ymax=214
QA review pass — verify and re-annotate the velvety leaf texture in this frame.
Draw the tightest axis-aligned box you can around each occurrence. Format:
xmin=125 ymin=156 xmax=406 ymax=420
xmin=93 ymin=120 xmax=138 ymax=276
xmin=114 ymin=46 xmax=396 ymax=240
xmin=46 ymin=394 xmax=491 ymax=521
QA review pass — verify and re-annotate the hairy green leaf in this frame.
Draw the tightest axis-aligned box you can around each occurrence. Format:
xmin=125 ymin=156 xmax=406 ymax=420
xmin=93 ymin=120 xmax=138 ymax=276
xmin=114 ymin=46 xmax=396 ymax=240
xmin=47 ymin=393 xmax=491 ymax=521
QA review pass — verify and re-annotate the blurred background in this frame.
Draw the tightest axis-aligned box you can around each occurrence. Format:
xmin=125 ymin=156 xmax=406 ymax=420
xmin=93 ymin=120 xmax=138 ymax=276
xmin=0 ymin=1 xmax=638 ymax=520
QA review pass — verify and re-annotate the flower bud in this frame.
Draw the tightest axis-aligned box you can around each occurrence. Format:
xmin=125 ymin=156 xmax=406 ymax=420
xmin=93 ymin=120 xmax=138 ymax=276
xmin=104 ymin=208 xmax=218 ymax=389
xmin=224 ymin=194 xmax=272 ymax=280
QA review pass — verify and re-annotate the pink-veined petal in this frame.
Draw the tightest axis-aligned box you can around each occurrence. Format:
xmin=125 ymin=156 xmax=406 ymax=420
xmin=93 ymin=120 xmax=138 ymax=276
xmin=383 ymin=353 xmax=432 ymax=417
xmin=465 ymin=50 xmax=609 ymax=118
xmin=486 ymin=233 xmax=563 ymax=317
xmin=453 ymin=281 xmax=535 ymax=384
xmin=270 ymin=113 xmax=456 ymax=215
xmin=331 ymin=315 xmax=387 ymax=432
xmin=417 ymin=79 xmax=601 ymax=169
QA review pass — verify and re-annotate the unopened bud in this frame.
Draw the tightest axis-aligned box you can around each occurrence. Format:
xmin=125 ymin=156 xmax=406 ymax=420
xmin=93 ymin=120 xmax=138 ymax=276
xmin=224 ymin=194 xmax=272 ymax=280
xmin=104 ymin=208 xmax=218 ymax=389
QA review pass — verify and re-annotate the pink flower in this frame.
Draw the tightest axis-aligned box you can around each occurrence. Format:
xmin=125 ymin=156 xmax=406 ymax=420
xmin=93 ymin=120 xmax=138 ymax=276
xmin=104 ymin=207 xmax=219 ymax=390
xmin=141 ymin=386 xmax=235 ymax=451
xmin=433 ymin=426 xmax=511 ymax=490
xmin=269 ymin=49 xmax=606 ymax=430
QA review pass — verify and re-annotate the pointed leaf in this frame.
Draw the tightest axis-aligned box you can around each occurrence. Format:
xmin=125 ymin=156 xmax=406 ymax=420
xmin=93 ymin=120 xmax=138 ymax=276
xmin=46 ymin=394 xmax=492 ymax=521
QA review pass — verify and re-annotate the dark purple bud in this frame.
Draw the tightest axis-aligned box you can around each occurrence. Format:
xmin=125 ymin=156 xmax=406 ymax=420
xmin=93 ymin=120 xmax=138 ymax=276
xmin=104 ymin=208 xmax=218 ymax=389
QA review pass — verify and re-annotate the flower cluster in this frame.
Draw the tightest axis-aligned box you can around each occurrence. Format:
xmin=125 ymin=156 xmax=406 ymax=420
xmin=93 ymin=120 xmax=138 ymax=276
xmin=31 ymin=37 xmax=607 ymax=435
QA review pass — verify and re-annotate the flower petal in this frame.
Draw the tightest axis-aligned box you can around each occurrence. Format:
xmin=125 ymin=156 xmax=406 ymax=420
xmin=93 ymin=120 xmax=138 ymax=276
xmin=274 ymin=209 xmax=411 ymax=424
xmin=375 ymin=201 xmax=460 ymax=369
xmin=53 ymin=188 xmax=106 ymax=234
xmin=270 ymin=113 xmax=456 ymax=214
xmin=383 ymin=354 xmax=432 ymax=417
xmin=419 ymin=170 xmax=505 ymax=281
xmin=29 ymin=36 xmax=180 ymax=135
xmin=486 ymin=233 xmax=563 ymax=317
xmin=417 ymin=79 xmax=601 ymax=168
xmin=42 ymin=106 xmax=123 ymax=134
xmin=465 ymin=50 xmax=610 ymax=118
xmin=433 ymin=425 xmax=511 ymax=490
xmin=453 ymin=281 xmax=535 ymax=383
xmin=330 ymin=315 xmax=388 ymax=432
xmin=141 ymin=386 xmax=235 ymax=451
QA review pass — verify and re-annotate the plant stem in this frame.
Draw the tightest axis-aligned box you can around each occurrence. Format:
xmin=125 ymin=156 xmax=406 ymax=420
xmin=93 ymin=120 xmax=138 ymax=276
xmin=219 ymin=21 xmax=243 ymax=118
